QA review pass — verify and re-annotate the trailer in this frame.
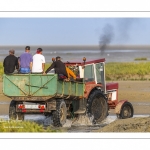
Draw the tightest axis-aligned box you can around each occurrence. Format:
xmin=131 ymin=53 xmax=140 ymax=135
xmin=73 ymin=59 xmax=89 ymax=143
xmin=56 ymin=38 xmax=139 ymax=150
xmin=2 ymin=58 xmax=134 ymax=127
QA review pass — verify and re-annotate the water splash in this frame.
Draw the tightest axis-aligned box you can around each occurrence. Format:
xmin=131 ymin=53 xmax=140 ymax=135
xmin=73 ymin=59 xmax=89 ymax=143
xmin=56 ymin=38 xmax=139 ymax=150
xmin=72 ymin=115 xmax=93 ymax=126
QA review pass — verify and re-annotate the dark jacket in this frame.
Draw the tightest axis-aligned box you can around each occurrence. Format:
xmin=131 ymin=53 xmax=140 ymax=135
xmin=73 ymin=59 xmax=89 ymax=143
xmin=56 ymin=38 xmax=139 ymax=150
xmin=45 ymin=60 xmax=68 ymax=77
xmin=3 ymin=55 xmax=19 ymax=74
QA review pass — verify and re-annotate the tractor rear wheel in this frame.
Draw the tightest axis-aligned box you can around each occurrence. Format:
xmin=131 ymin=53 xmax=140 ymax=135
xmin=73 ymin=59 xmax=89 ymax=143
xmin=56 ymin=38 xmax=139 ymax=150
xmin=52 ymin=99 xmax=67 ymax=127
xmin=9 ymin=100 xmax=24 ymax=120
xmin=87 ymin=90 xmax=108 ymax=124
xmin=117 ymin=102 xmax=134 ymax=119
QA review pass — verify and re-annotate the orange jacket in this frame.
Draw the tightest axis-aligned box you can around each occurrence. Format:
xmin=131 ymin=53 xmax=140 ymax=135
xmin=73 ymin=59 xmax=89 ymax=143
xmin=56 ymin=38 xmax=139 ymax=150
xmin=66 ymin=67 xmax=76 ymax=80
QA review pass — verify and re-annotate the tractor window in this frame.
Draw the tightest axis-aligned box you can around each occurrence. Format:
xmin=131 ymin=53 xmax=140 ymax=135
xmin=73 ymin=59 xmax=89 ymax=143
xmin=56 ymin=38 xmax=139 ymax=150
xmin=84 ymin=64 xmax=94 ymax=82
xmin=95 ymin=63 xmax=104 ymax=84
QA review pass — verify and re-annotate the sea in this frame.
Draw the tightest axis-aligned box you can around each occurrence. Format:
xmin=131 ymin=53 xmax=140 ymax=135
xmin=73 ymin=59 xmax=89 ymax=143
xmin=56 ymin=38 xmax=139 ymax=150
xmin=0 ymin=46 xmax=150 ymax=63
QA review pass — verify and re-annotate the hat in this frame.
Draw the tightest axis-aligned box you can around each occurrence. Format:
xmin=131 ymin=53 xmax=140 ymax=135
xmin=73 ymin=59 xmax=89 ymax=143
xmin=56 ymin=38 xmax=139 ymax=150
xmin=25 ymin=46 xmax=30 ymax=50
xmin=9 ymin=49 xmax=15 ymax=54
xmin=56 ymin=56 xmax=62 ymax=60
xmin=37 ymin=48 xmax=43 ymax=54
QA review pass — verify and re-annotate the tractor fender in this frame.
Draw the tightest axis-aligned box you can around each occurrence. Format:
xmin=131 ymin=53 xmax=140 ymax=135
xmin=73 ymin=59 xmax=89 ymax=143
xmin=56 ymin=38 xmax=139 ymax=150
xmin=115 ymin=100 xmax=128 ymax=114
xmin=84 ymin=84 xmax=103 ymax=99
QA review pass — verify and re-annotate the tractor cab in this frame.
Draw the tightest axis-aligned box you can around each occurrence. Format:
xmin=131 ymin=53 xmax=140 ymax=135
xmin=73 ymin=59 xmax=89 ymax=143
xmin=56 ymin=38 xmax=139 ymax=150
xmin=64 ymin=58 xmax=109 ymax=96
xmin=83 ymin=58 xmax=106 ymax=93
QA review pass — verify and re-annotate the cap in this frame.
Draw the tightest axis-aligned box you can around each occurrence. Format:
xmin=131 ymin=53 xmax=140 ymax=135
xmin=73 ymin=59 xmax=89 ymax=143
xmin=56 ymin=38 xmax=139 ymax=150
xmin=9 ymin=49 xmax=15 ymax=54
xmin=37 ymin=48 xmax=43 ymax=54
xmin=56 ymin=56 xmax=62 ymax=60
xmin=25 ymin=46 xmax=30 ymax=50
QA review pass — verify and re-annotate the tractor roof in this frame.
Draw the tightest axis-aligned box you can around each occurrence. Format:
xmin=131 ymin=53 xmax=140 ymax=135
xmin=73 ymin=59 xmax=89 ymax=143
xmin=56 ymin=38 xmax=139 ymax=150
xmin=64 ymin=58 xmax=105 ymax=66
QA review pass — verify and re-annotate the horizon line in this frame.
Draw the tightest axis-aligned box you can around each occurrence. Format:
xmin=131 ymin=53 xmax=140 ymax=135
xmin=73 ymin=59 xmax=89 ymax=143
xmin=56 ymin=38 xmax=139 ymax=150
xmin=0 ymin=44 xmax=150 ymax=50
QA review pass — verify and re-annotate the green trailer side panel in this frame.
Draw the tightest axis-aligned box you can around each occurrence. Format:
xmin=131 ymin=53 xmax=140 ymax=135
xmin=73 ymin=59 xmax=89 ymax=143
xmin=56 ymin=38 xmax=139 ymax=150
xmin=3 ymin=74 xmax=57 ymax=97
xmin=57 ymin=80 xmax=84 ymax=97
xmin=76 ymin=82 xmax=84 ymax=96
xmin=57 ymin=80 xmax=64 ymax=95
xmin=70 ymin=82 xmax=76 ymax=95
xmin=64 ymin=81 xmax=71 ymax=95
xmin=3 ymin=74 xmax=85 ymax=98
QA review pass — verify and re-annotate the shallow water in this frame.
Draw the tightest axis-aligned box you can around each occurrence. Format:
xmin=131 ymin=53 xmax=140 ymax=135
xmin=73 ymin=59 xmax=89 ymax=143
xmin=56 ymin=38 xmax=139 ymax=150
xmin=1 ymin=49 xmax=150 ymax=63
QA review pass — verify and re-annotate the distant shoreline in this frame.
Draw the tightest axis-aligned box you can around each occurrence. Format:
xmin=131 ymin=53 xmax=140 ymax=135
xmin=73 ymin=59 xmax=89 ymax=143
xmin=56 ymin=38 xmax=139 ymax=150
xmin=1 ymin=44 xmax=150 ymax=50
xmin=1 ymin=49 xmax=150 ymax=63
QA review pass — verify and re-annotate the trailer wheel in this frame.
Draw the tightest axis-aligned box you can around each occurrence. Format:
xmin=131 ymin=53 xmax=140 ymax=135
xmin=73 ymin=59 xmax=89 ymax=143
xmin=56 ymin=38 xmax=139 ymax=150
xmin=117 ymin=102 xmax=134 ymax=119
xmin=9 ymin=100 xmax=24 ymax=120
xmin=87 ymin=90 xmax=108 ymax=124
xmin=52 ymin=99 xmax=67 ymax=127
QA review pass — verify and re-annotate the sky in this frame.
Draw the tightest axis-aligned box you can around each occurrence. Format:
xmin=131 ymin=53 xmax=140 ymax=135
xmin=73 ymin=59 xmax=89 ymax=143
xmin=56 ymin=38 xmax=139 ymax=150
xmin=0 ymin=18 xmax=150 ymax=46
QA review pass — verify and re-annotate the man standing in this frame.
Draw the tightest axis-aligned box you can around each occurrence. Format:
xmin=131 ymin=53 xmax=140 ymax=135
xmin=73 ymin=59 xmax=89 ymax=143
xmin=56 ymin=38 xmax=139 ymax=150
xmin=19 ymin=46 xmax=33 ymax=73
xmin=44 ymin=56 xmax=68 ymax=78
xmin=32 ymin=48 xmax=45 ymax=73
xmin=3 ymin=49 xmax=19 ymax=74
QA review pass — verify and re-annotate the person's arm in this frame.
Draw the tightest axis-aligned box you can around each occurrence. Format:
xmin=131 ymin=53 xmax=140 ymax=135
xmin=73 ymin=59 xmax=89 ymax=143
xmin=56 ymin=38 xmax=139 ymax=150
xmin=3 ymin=58 xmax=5 ymax=67
xmin=30 ymin=55 xmax=33 ymax=71
xmin=15 ymin=58 xmax=19 ymax=70
xmin=18 ymin=57 xmax=20 ymax=70
xmin=30 ymin=62 xmax=32 ymax=71
xmin=42 ymin=63 xmax=45 ymax=73
xmin=44 ymin=62 xmax=55 ymax=74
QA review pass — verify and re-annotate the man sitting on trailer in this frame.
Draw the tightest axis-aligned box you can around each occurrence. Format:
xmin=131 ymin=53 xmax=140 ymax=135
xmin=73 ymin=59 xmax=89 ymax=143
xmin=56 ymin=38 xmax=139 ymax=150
xmin=32 ymin=48 xmax=45 ymax=74
xmin=43 ymin=56 xmax=68 ymax=80
xmin=18 ymin=46 xmax=33 ymax=74
xmin=3 ymin=49 xmax=19 ymax=74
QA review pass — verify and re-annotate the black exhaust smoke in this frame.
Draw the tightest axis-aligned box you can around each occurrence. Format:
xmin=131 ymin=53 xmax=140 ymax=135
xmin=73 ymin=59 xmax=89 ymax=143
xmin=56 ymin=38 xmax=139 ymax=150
xmin=99 ymin=24 xmax=114 ymax=55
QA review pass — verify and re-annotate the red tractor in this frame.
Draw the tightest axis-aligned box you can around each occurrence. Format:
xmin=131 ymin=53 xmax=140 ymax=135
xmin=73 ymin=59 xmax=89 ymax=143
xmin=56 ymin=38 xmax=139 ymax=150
xmin=64 ymin=57 xmax=134 ymax=124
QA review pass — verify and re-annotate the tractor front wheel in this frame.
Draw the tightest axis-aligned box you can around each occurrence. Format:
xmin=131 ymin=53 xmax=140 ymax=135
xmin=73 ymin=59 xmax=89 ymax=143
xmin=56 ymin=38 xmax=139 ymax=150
xmin=117 ymin=102 xmax=134 ymax=119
